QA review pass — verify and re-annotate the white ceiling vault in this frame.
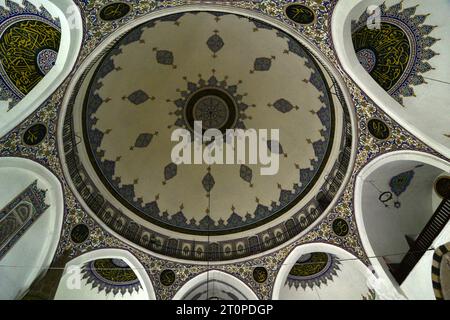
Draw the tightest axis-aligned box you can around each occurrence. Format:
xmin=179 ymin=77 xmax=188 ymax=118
xmin=0 ymin=0 xmax=83 ymax=138
xmin=55 ymin=248 xmax=156 ymax=300
xmin=333 ymin=0 xmax=450 ymax=156
xmin=0 ymin=0 xmax=448 ymax=300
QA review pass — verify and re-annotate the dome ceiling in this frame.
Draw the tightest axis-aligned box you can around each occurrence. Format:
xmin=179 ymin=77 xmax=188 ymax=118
xmin=84 ymin=11 xmax=334 ymax=234
xmin=63 ymin=11 xmax=350 ymax=261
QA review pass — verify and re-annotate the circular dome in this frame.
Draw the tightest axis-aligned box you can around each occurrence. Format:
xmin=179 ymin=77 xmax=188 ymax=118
xmin=61 ymin=11 xmax=353 ymax=262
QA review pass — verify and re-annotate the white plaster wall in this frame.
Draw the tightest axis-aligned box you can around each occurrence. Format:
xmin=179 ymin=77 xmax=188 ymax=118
xmin=0 ymin=0 xmax=83 ymax=138
xmin=55 ymin=248 xmax=156 ymax=300
xmin=332 ymin=0 xmax=450 ymax=156
xmin=401 ymin=223 xmax=450 ymax=299
xmin=0 ymin=157 xmax=63 ymax=300
xmin=279 ymin=259 xmax=370 ymax=300
xmin=355 ymin=151 xmax=450 ymax=300
xmin=361 ymin=161 xmax=443 ymax=263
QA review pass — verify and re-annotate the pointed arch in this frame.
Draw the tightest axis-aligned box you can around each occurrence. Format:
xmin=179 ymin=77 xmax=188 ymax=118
xmin=55 ymin=248 xmax=156 ymax=300
xmin=173 ymin=270 xmax=258 ymax=300
xmin=0 ymin=157 xmax=64 ymax=299
xmin=0 ymin=0 xmax=83 ymax=138
xmin=272 ymin=243 xmax=374 ymax=300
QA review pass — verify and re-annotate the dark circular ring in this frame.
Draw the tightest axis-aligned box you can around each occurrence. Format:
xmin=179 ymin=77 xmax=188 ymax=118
xmin=379 ymin=191 xmax=393 ymax=203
